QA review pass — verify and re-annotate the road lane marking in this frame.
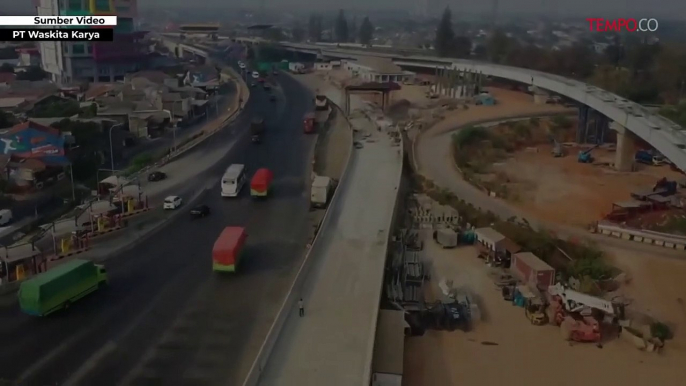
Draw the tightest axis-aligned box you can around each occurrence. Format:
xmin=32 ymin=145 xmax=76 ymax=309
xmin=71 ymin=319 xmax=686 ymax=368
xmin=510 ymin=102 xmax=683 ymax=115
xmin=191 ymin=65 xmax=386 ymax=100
xmin=61 ymin=341 xmax=116 ymax=386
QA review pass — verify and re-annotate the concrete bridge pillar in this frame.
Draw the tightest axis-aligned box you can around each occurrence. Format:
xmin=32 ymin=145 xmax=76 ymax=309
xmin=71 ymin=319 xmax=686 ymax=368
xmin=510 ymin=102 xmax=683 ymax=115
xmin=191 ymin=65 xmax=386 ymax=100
xmin=531 ymin=86 xmax=549 ymax=104
xmin=612 ymin=121 xmax=636 ymax=172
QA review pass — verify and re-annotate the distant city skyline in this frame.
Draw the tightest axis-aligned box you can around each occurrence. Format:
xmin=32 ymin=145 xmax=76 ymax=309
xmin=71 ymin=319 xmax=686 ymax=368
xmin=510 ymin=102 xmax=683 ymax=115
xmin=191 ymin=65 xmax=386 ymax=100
xmin=1 ymin=0 xmax=684 ymax=20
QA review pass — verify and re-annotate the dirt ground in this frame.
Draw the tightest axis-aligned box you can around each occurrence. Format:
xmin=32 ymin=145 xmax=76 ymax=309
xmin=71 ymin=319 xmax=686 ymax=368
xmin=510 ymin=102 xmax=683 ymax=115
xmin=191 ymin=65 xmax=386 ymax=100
xmin=403 ymin=239 xmax=686 ymax=386
xmin=496 ymin=146 xmax=685 ymax=228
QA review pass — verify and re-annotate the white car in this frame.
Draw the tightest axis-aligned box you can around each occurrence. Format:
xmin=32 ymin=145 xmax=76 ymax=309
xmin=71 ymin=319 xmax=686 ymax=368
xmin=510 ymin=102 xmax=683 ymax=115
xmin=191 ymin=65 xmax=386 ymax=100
xmin=252 ymin=71 xmax=260 ymax=79
xmin=163 ymin=196 xmax=183 ymax=210
xmin=239 ymin=62 xmax=246 ymax=69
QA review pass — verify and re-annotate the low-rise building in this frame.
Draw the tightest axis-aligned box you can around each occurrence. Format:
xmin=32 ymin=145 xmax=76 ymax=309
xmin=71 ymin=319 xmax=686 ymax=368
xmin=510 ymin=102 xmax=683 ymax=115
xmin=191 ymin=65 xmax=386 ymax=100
xmin=342 ymin=57 xmax=415 ymax=83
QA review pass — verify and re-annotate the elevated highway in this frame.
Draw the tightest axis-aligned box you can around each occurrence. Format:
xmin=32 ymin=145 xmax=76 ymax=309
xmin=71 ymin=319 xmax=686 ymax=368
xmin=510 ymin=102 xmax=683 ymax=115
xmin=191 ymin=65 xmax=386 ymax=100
xmin=253 ymin=107 xmax=402 ymax=386
xmin=228 ymin=38 xmax=686 ymax=173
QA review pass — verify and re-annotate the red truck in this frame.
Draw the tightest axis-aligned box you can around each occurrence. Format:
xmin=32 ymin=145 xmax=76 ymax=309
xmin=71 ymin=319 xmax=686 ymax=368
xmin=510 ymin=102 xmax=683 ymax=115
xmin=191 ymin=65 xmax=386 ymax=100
xmin=212 ymin=227 xmax=247 ymax=273
xmin=250 ymin=168 xmax=273 ymax=198
xmin=303 ymin=112 xmax=315 ymax=134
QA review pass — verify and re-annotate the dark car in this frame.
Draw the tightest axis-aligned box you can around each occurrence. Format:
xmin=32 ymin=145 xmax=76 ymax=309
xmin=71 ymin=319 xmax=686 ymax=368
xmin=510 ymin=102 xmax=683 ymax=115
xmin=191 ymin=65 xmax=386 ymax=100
xmin=263 ymin=83 xmax=271 ymax=90
xmin=269 ymin=95 xmax=276 ymax=102
xmin=190 ymin=204 xmax=210 ymax=218
xmin=148 ymin=171 xmax=166 ymax=182
xmin=250 ymin=82 xmax=256 ymax=87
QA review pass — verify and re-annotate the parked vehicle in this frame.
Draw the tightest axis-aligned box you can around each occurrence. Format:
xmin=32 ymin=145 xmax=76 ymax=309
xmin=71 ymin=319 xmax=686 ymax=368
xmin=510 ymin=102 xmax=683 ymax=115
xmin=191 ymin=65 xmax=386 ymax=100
xmin=212 ymin=227 xmax=247 ymax=273
xmin=163 ymin=196 xmax=183 ymax=210
xmin=635 ymin=150 xmax=666 ymax=166
xmin=251 ymin=118 xmax=265 ymax=143
xmin=190 ymin=204 xmax=210 ymax=218
xmin=303 ymin=112 xmax=315 ymax=134
xmin=148 ymin=171 xmax=166 ymax=182
xmin=435 ymin=228 xmax=458 ymax=248
xmin=311 ymin=176 xmax=333 ymax=208
xmin=18 ymin=259 xmax=108 ymax=316
xmin=250 ymin=168 xmax=273 ymax=198
xmin=0 ymin=209 xmax=12 ymax=226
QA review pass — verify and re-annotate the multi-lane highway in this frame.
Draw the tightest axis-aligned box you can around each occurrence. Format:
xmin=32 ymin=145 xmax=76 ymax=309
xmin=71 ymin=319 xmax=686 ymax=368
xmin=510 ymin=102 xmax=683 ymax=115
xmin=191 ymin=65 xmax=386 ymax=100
xmin=0 ymin=73 xmax=316 ymax=386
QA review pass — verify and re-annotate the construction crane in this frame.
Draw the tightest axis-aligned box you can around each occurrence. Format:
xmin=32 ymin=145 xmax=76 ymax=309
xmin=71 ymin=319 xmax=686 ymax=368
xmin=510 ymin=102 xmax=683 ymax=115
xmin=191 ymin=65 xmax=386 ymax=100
xmin=577 ymin=144 xmax=600 ymax=163
xmin=548 ymin=284 xmax=623 ymax=343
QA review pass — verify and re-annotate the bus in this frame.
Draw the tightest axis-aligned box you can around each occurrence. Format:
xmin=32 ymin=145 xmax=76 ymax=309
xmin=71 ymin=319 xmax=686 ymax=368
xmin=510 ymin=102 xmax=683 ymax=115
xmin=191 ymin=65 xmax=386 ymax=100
xmin=221 ymin=164 xmax=246 ymax=197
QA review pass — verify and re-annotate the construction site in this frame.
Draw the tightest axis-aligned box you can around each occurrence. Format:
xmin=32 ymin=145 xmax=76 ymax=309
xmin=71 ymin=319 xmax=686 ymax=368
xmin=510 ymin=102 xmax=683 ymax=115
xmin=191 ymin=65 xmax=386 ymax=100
xmin=391 ymin=193 xmax=685 ymax=386
xmin=294 ymin=62 xmax=686 ymax=385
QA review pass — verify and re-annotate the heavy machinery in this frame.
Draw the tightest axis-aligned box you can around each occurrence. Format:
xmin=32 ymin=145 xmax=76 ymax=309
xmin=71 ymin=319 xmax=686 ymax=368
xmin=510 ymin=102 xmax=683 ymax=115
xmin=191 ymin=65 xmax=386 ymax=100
xmin=653 ymin=177 xmax=677 ymax=196
xmin=525 ymin=298 xmax=548 ymax=325
xmin=577 ymin=144 xmax=600 ymax=163
xmin=548 ymin=283 xmax=622 ymax=343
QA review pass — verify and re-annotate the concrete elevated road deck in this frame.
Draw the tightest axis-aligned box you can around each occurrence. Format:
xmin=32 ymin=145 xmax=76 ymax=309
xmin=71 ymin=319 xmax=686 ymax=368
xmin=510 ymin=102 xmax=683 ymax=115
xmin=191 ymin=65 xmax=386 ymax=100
xmin=256 ymin=114 xmax=402 ymax=386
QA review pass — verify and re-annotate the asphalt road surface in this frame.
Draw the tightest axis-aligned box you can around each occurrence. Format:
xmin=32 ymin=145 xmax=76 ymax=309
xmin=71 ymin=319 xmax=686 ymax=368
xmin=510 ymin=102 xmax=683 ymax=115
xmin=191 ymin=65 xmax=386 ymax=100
xmin=0 ymin=73 xmax=316 ymax=386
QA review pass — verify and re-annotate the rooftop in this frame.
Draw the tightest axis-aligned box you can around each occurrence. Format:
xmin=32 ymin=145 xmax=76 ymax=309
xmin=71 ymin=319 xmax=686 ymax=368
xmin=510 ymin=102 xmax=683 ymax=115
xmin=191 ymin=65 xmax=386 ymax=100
xmin=514 ymin=252 xmax=554 ymax=271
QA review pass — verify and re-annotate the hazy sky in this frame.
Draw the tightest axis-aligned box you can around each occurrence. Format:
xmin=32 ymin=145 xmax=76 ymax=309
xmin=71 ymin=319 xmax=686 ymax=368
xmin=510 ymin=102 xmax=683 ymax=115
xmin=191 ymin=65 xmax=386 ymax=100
xmin=2 ymin=0 xmax=684 ymax=19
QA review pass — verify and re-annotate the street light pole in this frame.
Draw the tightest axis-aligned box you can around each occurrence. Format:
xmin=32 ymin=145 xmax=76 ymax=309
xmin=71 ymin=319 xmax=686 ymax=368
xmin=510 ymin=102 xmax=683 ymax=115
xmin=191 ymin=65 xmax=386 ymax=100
xmin=108 ymin=123 xmax=122 ymax=171
xmin=69 ymin=163 xmax=75 ymax=202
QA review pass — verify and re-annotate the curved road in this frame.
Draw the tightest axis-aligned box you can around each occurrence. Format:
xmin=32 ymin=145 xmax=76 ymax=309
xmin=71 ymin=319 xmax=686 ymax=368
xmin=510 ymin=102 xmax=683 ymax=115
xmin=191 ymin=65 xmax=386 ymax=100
xmin=0 ymin=74 xmax=315 ymax=386
xmin=417 ymin=119 xmax=686 ymax=258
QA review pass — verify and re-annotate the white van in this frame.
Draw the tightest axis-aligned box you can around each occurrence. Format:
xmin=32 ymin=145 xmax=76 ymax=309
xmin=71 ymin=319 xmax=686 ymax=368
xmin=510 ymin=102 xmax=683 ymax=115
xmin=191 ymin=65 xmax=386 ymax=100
xmin=221 ymin=164 xmax=246 ymax=197
xmin=0 ymin=209 xmax=12 ymax=226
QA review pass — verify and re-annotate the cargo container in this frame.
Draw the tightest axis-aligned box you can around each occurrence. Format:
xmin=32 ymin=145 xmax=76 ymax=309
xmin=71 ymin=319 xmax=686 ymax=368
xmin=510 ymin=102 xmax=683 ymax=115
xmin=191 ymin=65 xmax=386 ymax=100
xmin=250 ymin=168 xmax=273 ymax=198
xmin=510 ymin=252 xmax=555 ymax=291
xmin=435 ymin=228 xmax=458 ymax=248
xmin=311 ymin=176 xmax=332 ymax=208
xmin=212 ymin=227 xmax=247 ymax=272
xmin=303 ymin=112 xmax=315 ymax=134
xmin=18 ymin=259 xmax=108 ymax=316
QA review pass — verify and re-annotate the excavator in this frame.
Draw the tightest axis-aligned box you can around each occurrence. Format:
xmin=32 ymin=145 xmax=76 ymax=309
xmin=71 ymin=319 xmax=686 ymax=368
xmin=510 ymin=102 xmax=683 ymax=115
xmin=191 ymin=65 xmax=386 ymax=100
xmin=577 ymin=144 xmax=600 ymax=163
xmin=547 ymin=284 xmax=623 ymax=343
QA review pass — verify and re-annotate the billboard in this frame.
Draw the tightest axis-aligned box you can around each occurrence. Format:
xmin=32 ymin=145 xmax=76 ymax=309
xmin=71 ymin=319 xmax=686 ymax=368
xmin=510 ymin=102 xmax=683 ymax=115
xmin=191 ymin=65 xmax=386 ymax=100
xmin=0 ymin=125 xmax=67 ymax=164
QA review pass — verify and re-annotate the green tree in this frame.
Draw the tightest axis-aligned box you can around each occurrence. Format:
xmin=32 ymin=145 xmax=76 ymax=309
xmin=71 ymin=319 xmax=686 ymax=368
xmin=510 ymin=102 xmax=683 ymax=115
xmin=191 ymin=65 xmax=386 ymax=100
xmin=486 ymin=29 xmax=512 ymax=64
xmin=15 ymin=66 xmax=47 ymax=81
xmin=51 ymin=119 xmax=104 ymax=181
xmin=308 ymin=14 xmax=322 ymax=42
xmin=434 ymin=7 xmax=455 ymax=57
xmin=292 ymin=21 xmax=305 ymax=42
xmin=0 ymin=110 xmax=16 ymax=128
xmin=348 ymin=16 xmax=357 ymax=43
xmin=453 ymin=35 xmax=472 ymax=58
xmin=29 ymin=99 xmax=81 ymax=118
xmin=359 ymin=17 xmax=374 ymax=46
xmin=334 ymin=9 xmax=349 ymax=43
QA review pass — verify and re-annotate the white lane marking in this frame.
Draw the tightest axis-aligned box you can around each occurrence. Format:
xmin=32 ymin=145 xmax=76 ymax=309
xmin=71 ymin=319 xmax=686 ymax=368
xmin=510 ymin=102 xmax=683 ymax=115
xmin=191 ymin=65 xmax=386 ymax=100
xmin=61 ymin=341 xmax=116 ymax=386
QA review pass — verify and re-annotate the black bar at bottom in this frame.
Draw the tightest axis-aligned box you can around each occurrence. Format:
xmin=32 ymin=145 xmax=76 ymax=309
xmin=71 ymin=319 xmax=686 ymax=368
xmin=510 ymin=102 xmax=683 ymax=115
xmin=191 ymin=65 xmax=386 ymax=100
xmin=0 ymin=28 xmax=114 ymax=42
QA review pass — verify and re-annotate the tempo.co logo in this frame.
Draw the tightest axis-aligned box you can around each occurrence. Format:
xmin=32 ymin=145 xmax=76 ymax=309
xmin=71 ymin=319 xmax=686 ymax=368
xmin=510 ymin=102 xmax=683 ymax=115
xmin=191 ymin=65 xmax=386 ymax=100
xmin=587 ymin=18 xmax=659 ymax=32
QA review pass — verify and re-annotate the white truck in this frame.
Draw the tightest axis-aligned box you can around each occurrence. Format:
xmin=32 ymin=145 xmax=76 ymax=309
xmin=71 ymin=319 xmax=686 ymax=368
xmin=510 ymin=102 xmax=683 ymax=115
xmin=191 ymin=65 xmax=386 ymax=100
xmin=311 ymin=176 xmax=332 ymax=208
xmin=435 ymin=228 xmax=458 ymax=248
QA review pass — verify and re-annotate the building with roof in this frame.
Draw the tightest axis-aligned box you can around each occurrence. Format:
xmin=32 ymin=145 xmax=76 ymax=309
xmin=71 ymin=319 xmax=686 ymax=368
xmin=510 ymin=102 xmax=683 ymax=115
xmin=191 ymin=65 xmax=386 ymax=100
xmin=36 ymin=0 xmax=148 ymax=85
xmin=0 ymin=120 xmax=69 ymax=190
xmin=342 ymin=57 xmax=415 ymax=83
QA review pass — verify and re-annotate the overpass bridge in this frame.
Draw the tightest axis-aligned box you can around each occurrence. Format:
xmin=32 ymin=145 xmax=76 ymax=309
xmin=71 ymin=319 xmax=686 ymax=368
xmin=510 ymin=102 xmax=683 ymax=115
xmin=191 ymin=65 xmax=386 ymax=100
xmin=228 ymin=38 xmax=686 ymax=173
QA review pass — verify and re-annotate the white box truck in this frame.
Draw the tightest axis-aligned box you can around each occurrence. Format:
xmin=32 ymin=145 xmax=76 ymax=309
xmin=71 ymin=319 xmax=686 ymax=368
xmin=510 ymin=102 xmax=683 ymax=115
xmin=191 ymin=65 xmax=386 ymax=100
xmin=436 ymin=228 xmax=458 ymax=248
xmin=311 ymin=176 xmax=332 ymax=208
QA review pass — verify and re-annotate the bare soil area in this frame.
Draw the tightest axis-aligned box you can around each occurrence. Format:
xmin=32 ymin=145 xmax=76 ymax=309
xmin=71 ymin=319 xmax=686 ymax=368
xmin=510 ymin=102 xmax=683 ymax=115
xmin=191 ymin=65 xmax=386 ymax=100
xmin=403 ymin=241 xmax=686 ymax=386
xmin=496 ymin=146 xmax=684 ymax=228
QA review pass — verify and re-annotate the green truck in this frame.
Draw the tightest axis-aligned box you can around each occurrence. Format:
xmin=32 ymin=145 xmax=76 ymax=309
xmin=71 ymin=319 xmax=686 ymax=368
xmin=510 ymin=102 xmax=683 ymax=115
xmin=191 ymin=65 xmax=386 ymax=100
xmin=18 ymin=259 xmax=108 ymax=316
